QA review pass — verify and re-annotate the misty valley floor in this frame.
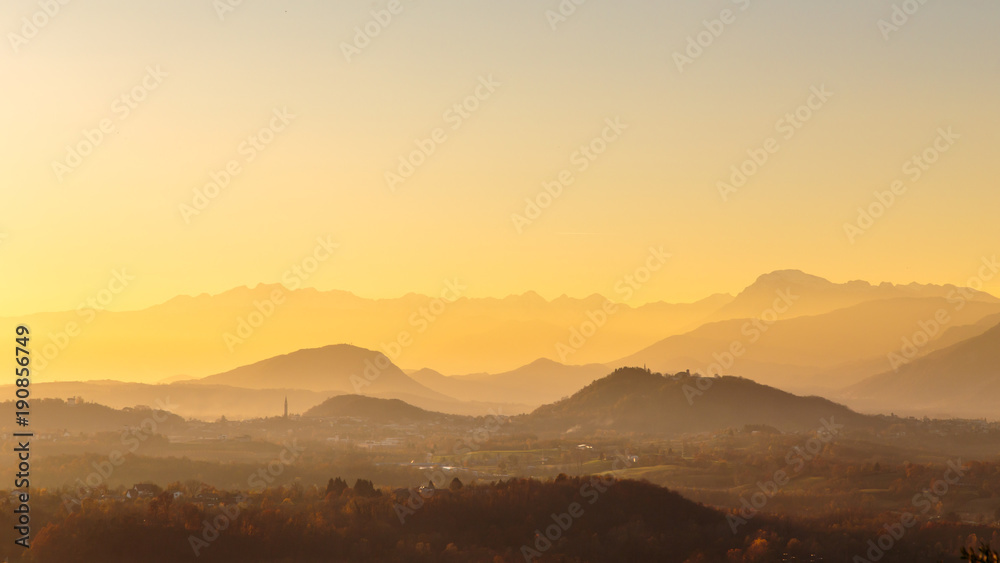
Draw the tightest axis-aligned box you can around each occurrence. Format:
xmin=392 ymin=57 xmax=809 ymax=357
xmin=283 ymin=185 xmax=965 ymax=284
xmin=4 ymin=378 xmax=1000 ymax=562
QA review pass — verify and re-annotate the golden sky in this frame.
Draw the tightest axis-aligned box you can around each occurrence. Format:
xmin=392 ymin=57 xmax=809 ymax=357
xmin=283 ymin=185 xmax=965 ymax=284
xmin=2 ymin=0 xmax=999 ymax=316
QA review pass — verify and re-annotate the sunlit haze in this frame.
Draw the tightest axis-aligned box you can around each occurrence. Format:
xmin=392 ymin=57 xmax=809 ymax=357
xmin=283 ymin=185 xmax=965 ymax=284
xmin=3 ymin=0 xmax=999 ymax=316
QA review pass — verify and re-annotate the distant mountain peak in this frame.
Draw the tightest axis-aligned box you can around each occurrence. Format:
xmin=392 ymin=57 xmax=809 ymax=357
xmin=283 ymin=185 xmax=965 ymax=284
xmin=746 ymin=270 xmax=833 ymax=290
xmin=193 ymin=344 xmax=449 ymax=401
xmin=498 ymin=291 xmax=547 ymax=305
xmin=549 ymin=293 xmax=610 ymax=306
xmin=700 ymin=269 xmax=999 ymax=327
xmin=524 ymin=357 xmax=564 ymax=368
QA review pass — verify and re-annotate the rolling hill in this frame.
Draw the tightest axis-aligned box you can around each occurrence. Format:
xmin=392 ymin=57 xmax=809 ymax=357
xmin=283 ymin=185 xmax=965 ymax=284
xmin=843 ymin=321 xmax=1000 ymax=419
xmin=616 ymin=296 xmax=1000 ymax=392
xmin=917 ymin=311 xmax=1000 ymax=356
xmin=521 ymin=367 xmax=878 ymax=437
xmin=192 ymin=344 xmax=448 ymax=399
xmin=2 ymin=345 xmax=539 ymax=420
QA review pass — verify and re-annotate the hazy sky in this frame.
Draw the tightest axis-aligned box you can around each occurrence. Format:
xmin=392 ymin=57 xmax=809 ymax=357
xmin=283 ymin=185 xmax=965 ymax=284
xmin=2 ymin=0 xmax=999 ymax=315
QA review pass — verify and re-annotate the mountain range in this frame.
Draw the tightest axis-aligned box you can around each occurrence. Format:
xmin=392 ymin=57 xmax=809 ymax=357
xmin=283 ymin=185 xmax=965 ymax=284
xmin=6 ymin=284 xmax=727 ymax=382
xmin=617 ymin=296 xmax=1000 ymax=392
xmin=7 ymin=269 xmax=1000 ymax=420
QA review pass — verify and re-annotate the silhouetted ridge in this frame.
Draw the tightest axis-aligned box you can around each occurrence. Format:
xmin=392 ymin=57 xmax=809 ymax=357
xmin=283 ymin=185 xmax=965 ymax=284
xmin=846 ymin=320 xmax=1000 ymax=414
xmin=523 ymin=367 xmax=874 ymax=437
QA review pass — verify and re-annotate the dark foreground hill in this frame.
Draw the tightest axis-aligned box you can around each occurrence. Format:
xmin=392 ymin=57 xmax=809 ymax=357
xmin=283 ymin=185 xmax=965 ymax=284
xmin=522 ymin=367 xmax=875 ymax=437
xmin=19 ymin=476 xmax=973 ymax=562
